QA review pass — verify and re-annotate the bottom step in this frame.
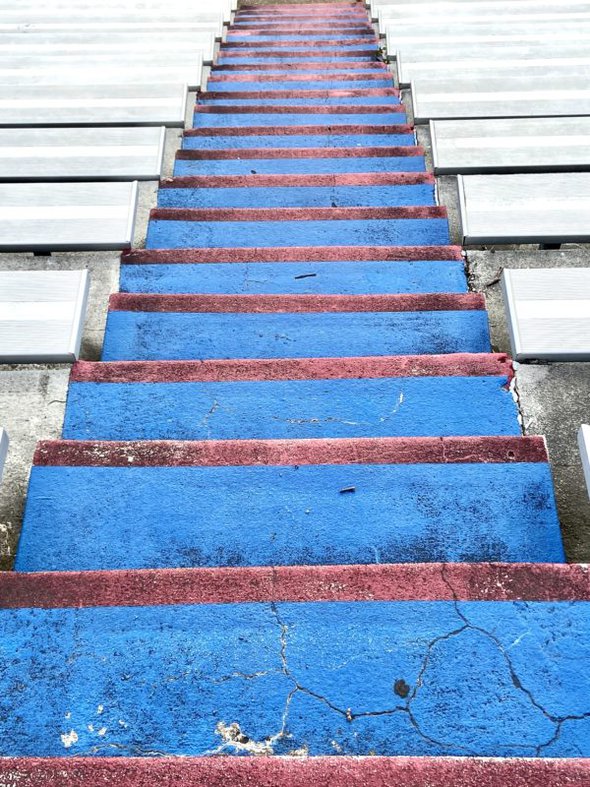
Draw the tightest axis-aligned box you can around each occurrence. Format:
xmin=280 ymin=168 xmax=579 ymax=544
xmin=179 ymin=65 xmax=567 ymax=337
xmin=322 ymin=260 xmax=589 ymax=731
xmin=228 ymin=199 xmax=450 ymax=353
xmin=0 ymin=563 xmax=589 ymax=758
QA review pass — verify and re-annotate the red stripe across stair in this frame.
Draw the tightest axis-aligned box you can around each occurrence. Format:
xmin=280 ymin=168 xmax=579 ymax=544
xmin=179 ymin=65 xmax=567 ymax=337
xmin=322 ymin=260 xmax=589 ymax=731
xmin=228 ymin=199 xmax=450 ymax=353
xmin=2 ymin=0 xmax=589 ymax=781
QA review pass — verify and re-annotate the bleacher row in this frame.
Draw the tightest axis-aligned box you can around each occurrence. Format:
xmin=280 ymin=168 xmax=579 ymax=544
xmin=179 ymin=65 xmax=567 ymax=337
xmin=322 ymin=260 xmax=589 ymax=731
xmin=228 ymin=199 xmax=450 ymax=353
xmin=0 ymin=0 xmax=590 ymax=781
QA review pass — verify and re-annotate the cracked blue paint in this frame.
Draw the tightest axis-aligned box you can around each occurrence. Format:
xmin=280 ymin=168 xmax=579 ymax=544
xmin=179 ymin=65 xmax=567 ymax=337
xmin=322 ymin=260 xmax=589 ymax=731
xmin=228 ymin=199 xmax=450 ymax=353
xmin=0 ymin=601 xmax=588 ymax=757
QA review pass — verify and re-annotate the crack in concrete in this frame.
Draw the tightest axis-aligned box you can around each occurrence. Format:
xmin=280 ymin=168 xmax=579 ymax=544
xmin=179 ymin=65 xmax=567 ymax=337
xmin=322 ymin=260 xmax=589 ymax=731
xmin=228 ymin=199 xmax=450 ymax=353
xmin=441 ymin=565 xmax=590 ymax=755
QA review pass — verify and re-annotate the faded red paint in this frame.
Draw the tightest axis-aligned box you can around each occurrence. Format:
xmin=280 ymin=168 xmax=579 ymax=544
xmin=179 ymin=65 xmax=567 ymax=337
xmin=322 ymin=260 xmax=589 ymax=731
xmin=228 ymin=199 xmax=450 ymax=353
xmin=33 ymin=435 xmax=548 ymax=469
xmin=108 ymin=292 xmax=483 ymax=313
xmin=70 ymin=353 xmax=512 ymax=383
xmin=149 ymin=206 xmax=446 ymax=221
xmin=175 ymin=147 xmax=422 ymax=161
xmin=221 ymin=38 xmax=377 ymax=48
xmin=217 ymin=49 xmax=376 ymax=58
xmin=208 ymin=72 xmax=388 ymax=82
xmin=195 ymin=104 xmax=402 ymax=114
xmin=199 ymin=88 xmax=398 ymax=99
xmin=121 ymin=246 xmax=463 ymax=264
xmin=183 ymin=124 xmax=411 ymax=135
xmin=2 ymin=561 xmax=589 ymax=610
xmin=160 ymin=173 xmax=433 ymax=188
xmin=212 ymin=63 xmax=389 ymax=71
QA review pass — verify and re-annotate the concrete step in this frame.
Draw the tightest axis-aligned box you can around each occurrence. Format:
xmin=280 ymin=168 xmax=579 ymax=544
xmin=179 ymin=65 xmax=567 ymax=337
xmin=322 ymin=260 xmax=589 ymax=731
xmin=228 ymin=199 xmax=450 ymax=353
xmin=62 ymin=353 xmax=517 ymax=440
xmin=17 ymin=435 xmax=562 ymax=570
xmin=145 ymin=206 xmax=449 ymax=248
xmin=157 ymin=173 xmax=435 ymax=209
xmin=101 ymin=293 xmax=488 ymax=360
xmin=193 ymin=106 xmax=407 ymax=128
xmin=5 ymin=562 xmax=590 ymax=759
xmin=182 ymin=125 xmax=417 ymax=149
xmin=174 ymin=149 xmax=425 ymax=176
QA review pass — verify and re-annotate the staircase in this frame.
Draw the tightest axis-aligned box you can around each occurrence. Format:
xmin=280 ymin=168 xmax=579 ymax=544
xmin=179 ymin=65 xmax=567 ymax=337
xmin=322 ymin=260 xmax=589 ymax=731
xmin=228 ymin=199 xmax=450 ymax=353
xmin=1 ymin=2 xmax=590 ymax=783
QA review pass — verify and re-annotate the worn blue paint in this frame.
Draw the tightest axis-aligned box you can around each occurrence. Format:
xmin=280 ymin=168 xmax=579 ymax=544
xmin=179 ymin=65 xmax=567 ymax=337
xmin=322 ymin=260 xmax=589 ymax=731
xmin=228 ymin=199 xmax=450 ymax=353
xmin=206 ymin=80 xmax=393 ymax=90
xmin=62 ymin=377 xmax=517 ymax=442
xmin=101 ymin=311 xmax=490 ymax=360
xmin=181 ymin=134 xmax=416 ymax=149
xmin=220 ymin=43 xmax=378 ymax=50
xmin=214 ymin=66 xmax=388 ymax=74
xmin=119 ymin=260 xmax=467 ymax=295
xmin=157 ymin=184 xmax=435 ymax=209
xmin=145 ymin=218 xmax=448 ymax=248
xmin=173 ymin=157 xmax=426 ymax=176
xmin=1 ymin=600 xmax=586 ymax=756
xmin=17 ymin=463 xmax=563 ymax=571
xmin=200 ymin=96 xmax=400 ymax=106
xmin=192 ymin=111 xmax=407 ymax=127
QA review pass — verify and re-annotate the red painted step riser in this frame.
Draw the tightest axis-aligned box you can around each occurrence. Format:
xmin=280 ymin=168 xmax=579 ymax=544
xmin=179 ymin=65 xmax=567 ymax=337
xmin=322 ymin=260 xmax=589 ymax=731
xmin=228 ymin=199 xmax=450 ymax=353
xmin=175 ymin=147 xmax=421 ymax=161
xmin=199 ymin=88 xmax=398 ymax=99
xmin=161 ymin=173 xmax=433 ymax=188
xmin=211 ymin=63 xmax=389 ymax=71
xmin=183 ymin=125 xmax=412 ymax=136
xmin=71 ymin=354 xmax=512 ymax=384
xmin=121 ymin=246 xmax=463 ymax=264
xmin=229 ymin=26 xmax=375 ymax=33
xmin=207 ymin=73 xmax=391 ymax=82
xmin=195 ymin=105 xmax=402 ymax=114
xmin=221 ymin=39 xmax=377 ymax=48
xmin=150 ymin=207 xmax=445 ymax=223
xmin=217 ymin=50 xmax=378 ymax=59
xmin=4 ymin=558 xmax=588 ymax=612
xmin=33 ymin=436 xmax=548 ymax=470
xmin=109 ymin=292 xmax=481 ymax=313
xmin=1 ymin=756 xmax=587 ymax=786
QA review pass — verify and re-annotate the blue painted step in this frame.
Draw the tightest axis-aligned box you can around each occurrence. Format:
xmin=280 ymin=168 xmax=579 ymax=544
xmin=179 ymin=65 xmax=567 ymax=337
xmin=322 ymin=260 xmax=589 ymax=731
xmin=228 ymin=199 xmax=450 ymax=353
xmin=62 ymin=376 xmax=518 ymax=441
xmin=181 ymin=133 xmax=416 ymax=149
xmin=157 ymin=184 xmax=435 ymax=209
xmin=173 ymin=156 xmax=426 ymax=176
xmin=4 ymin=596 xmax=587 ymax=756
xmin=102 ymin=311 xmax=489 ymax=360
xmin=146 ymin=217 xmax=448 ymax=248
xmin=18 ymin=461 xmax=562 ymax=571
xmin=119 ymin=259 xmax=467 ymax=295
xmin=206 ymin=80 xmax=393 ymax=89
xmin=192 ymin=111 xmax=407 ymax=127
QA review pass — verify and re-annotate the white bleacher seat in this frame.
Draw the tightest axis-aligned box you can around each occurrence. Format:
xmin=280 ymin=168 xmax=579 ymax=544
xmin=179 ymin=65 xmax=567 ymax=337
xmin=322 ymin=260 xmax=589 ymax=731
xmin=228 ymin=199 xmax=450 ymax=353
xmin=431 ymin=117 xmax=590 ymax=174
xmin=459 ymin=173 xmax=590 ymax=246
xmin=0 ymin=182 xmax=138 ymax=251
xmin=579 ymin=425 xmax=590 ymax=502
xmin=0 ymin=270 xmax=89 ymax=362
xmin=397 ymin=53 xmax=590 ymax=87
xmin=411 ymin=75 xmax=590 ymax=122
xmin=0 ymin=127 xmax=166 ymax=181
xmin=0 ymin=428 xmax=7 ymax=484
xmin=0 ymin=84 xmax=187 ymax=127
xmin=501 ymin=269 xmax=590 ymax=362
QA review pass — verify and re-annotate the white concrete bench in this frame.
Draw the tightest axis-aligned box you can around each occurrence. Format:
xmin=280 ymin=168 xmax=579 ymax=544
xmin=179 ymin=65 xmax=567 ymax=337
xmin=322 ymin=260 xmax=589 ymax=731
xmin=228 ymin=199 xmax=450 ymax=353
xmin=0 ymin=270 xmax=89 ymax=362
xmin=397 ymin=51 xmax=590 ymax=87
xmin=0 ymin=84 xmax=187 ymax=127
xmin=579 ymin=425 xmax=590 ymax=502
xmin=0 ymin=53 xmax=203 ymax=90
xmin=501 ymin=268 xmax=590 ymax=361
xmin=411 ymin=75 xmax=590 ymax=122
xmin=459 ymin=174 xmax=590 ymax=246
xmin=431 ymin=117 xmax=590 ymax=174
xmin=0 ymin=127 xmax=166 ymax=181
xmin=0 ymin=31 xmax=217 ymax=64
xmin=10 ymin=0 xmax=234 ymax=23
xmin=370 ymin=0 xmax=590 ymax=18
xmin=0 ymin=182 xmax=137 ymax=251
xmin=0 ymin=428 xmax=7 ymax=484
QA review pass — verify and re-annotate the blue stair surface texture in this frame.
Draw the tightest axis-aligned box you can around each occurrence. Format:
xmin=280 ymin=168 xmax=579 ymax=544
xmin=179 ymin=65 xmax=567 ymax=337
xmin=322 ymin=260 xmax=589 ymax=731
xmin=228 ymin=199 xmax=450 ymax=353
xmin=3 ymin=1 xmax=587 ymax=779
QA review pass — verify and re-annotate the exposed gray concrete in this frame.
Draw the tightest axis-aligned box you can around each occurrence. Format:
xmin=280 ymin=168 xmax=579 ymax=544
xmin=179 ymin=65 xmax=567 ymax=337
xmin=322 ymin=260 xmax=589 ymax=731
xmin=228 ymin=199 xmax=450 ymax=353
xmin=468 ymin=248 xmax=590 ymax=562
